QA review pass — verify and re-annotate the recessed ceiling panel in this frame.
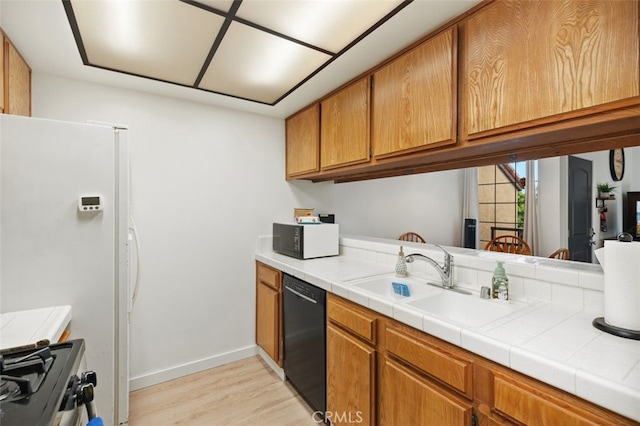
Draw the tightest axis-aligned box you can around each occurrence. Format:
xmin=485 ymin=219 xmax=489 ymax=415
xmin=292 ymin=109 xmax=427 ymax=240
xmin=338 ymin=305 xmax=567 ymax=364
xmin=199 ymin=21 xmax=331 ymax=104
xmin=236 ymin=0 xmax=404 ymax=53
xmin=70 ymin=0 xmax=224 ymax=85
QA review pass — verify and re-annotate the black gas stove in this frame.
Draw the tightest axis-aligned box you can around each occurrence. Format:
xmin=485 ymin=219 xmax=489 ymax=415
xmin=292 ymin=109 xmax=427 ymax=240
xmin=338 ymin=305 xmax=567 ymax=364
xmin=0 ymin=339 xmax=93 ymax=426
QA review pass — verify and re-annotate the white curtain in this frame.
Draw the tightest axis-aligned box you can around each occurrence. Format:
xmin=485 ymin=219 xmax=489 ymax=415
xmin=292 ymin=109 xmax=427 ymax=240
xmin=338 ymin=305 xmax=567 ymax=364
xmin=523 ymin=160 xmax=539 ymax=255
xmin=461 ymin=168 xmax=479 ymax=248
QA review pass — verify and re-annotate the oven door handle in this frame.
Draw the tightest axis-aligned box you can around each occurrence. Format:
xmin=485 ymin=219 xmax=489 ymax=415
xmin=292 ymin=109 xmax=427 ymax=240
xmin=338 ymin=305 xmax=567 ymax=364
xmin=284 ymin=286 xmax=317 ymax=304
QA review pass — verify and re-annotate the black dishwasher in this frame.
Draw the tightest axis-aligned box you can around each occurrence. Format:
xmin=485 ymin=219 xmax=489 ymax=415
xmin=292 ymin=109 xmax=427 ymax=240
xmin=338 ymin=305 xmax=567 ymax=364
xmin=283 ymin=273 xmax=326 ymax=415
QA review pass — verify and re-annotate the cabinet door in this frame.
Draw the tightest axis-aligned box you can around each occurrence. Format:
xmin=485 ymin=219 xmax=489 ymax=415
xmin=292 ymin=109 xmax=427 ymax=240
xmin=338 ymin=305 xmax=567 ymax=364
xmin=372 ymin=27 xmax=456 ymax=158
xmin=6 ymin=40 xmax=31 ymax=117
xmin=327 ymin=324 xmax=375 ymax=426
xmin=256 ymin=280 xmax=280 ymax=364
xmin=380 ymin=356 xmax=472 ymax=426
xmin=321 ymin=77 xmax=370 ymax=170
xmin=286 ymin=104 xmax=320 ymax=178
xmin=462 ymin=0 xmax=639 ymax=139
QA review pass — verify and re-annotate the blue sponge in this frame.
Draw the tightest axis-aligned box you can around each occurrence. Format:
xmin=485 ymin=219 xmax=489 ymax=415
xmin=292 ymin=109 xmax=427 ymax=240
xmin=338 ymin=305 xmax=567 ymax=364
xmin=392 ymin=282 xmax=411 ymax=297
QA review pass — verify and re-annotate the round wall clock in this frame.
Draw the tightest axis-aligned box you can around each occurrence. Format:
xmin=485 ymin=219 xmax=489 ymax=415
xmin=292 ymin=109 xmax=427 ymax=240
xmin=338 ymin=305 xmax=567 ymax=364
xmin=609 ymin=148 xmax=625 ymax=181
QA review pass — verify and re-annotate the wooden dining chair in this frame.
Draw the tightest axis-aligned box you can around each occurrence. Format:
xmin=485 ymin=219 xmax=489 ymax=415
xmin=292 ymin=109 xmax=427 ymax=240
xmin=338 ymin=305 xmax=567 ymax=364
xmin=484 ymin=235 xmax=532 ymax=255
xmin=398 ymin=232 xmax=426 ymax=243
xmin=548 ymin=248 xmax=570 ymax=260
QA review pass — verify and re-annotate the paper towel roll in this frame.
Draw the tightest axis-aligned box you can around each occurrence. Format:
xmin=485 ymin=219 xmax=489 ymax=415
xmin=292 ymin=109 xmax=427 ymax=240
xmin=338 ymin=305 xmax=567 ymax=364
xmin=603 ymin=241 xmax=640 ymax=331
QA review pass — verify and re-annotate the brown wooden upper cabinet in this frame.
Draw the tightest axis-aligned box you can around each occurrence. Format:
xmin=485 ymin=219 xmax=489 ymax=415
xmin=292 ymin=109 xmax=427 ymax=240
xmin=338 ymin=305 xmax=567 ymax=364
xmin=0 ymin=33 xmax=4 ymax=113
xmin=460 ymin=0 xmax=640 ymax=141
xmin=2 ymin=30 xmax=32 ymax=117
xmin=285 ymin=103 xmax=320 ymax=179
xmin=320 ymin=77 xmax=370 ymax=170
xmin=372 ymin=27 xmax=457 ymax=158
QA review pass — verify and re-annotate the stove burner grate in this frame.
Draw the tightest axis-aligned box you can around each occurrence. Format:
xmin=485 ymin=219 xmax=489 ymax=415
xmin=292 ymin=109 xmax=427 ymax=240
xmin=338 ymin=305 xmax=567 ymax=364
xmin=0 ymin=347 xmax=54 ymax=403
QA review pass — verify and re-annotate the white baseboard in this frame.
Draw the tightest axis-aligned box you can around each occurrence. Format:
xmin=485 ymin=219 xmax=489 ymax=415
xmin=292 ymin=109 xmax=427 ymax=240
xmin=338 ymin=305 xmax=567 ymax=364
xmin=257 ymin=347 xmax=285 ymax=381
xmin=129 ymin=345 xmax=258 ymax=391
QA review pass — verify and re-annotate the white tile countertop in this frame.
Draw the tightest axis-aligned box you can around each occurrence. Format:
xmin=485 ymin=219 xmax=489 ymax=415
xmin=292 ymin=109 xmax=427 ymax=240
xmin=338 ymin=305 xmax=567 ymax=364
xmin=255 ymin=234 xmax=640 ymax=422
xmin=0 ymin=305 xmax=72 ymax=353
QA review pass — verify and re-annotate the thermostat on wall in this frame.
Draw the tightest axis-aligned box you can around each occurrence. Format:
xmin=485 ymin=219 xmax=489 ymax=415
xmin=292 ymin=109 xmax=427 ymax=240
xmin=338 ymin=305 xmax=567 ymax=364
xmin=78 ymin=195 xmax=103 ymax=212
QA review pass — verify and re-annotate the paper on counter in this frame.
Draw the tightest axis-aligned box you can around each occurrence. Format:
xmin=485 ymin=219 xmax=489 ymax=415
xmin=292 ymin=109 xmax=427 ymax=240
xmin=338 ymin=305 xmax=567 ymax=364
xmin=602 ymin=241 xmax=640 ymax=331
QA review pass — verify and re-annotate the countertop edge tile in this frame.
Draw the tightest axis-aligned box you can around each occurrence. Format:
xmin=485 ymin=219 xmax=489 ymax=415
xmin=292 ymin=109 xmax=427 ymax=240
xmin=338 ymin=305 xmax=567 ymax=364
xmin=576 ymin=368 xmax=640 ymax=422
xmin=460 ymin=328 xmax=511 ymax=367
xmin=422 ymin=315 xmax=462 ymax=347
xmin=392 ymin=304 xmax=424 ymax=331
xmin=510 ymin=346 xmax=577 ymax=394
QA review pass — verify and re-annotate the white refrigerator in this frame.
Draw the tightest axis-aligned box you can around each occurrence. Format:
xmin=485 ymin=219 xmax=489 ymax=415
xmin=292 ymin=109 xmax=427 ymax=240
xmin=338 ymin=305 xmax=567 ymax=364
xmin=0 ymin=114 xmax=131 ymax=426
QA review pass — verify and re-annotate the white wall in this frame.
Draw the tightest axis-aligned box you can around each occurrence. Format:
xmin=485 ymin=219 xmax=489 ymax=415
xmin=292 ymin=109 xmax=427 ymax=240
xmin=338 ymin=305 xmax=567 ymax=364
xmin=31 ymin=73 xmax=464 ymax=389
xmin=330 ymin=171 xmax=464 ymax=245
xmin=625 ymin=147 xmax=640 ymax=191
xmin=538 ymin=157 xmax=564 ymax=257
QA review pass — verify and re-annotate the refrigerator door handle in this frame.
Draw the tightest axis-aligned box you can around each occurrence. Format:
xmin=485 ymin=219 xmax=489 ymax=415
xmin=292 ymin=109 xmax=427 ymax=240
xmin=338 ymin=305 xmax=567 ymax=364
xmin=128 ymin=214 xmax=142 ymax=313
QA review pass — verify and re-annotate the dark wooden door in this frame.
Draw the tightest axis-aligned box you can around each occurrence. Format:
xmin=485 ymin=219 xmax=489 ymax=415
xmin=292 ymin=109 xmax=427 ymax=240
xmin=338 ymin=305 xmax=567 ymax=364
xmin=568 ymin=156 xmax=593 ymax=262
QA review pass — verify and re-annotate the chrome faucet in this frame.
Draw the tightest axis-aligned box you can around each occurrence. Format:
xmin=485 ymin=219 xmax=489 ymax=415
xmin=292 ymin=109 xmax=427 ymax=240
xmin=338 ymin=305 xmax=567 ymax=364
xmin=405 ymin=245 xmax=469 ymax=294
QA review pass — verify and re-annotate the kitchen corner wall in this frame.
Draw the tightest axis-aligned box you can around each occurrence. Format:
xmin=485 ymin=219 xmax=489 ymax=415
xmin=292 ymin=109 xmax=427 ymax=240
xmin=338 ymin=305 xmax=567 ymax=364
xmin=31 ymin=73 xmax=464 ymax=388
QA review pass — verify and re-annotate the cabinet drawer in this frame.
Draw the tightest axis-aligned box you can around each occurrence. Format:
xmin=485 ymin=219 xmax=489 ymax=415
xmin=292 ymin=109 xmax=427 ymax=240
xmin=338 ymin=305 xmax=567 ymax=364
xmin=384 ymin=326 xmax=473 ymax=398
xmin=493 ymin=372 xmax=610 ymax=425
xmin=256 ymin=262 xmax=281 ymax=290
xmin=327 ymin=294 xmax=377 ymax=344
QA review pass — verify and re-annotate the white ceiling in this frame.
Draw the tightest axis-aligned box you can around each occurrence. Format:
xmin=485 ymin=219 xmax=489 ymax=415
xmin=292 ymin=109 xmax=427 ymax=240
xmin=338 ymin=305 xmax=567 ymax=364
xmin=0 ymin=0 xmax=481 ymax=119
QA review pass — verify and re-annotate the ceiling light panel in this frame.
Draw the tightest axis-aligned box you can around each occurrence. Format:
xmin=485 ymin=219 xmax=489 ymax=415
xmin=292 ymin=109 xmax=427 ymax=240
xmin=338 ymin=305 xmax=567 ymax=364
xmin=235 ymin=0 xmax=405 ymax=53
xmin=191 ymin=0 xmax=237 ymax=13
xmin=70 ymin=0 xmax=224 ymax=85
xmin=198 ymin=21 xmax=331 ymax=104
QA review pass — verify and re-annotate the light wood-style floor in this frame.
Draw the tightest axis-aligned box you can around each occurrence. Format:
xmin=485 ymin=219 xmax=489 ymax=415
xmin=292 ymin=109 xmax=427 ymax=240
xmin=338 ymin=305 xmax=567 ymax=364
xmin=129 ymin=356 xmax=318 ymax=426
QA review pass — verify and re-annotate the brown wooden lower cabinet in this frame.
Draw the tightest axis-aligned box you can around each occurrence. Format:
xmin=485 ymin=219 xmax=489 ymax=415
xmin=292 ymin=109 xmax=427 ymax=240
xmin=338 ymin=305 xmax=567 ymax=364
xmin=326 ymin=294 xmax=377 ymax=426
xmin=326 ymin=324 xmax=375 ymax=426
xmin=379 ymin=356 xmax=473 ymax=425
xmin=324 ymin=294 xmax=636 ymax=426
xmin=255 ymin=261 xmax=282 ymax=366
xmin=488 ymin=369 xmax=632 ymax=426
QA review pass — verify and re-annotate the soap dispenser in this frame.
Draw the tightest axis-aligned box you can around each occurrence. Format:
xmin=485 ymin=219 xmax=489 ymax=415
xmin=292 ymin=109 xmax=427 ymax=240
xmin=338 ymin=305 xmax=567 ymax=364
xmin=395 ymin=246 xmax=408 ymax=277
xmin=492 ymin=261 xmax=509 ymax=300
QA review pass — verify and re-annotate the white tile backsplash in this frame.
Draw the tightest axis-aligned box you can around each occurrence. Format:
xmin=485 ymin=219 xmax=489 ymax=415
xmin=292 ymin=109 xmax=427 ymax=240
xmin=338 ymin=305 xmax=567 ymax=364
xmin=523 ymin=278 xmax=553 ymax=301
xmin=339 ymin=235 xmax=604 ymax=311
xmin=536 ymin=265 xmax=580 ymax=286
xmin=551 ymin=284 xmax=584 ymax=308
xmin=583 ymin=290 xmax=604 ymax=315
xmin=579 ymin=270 xmax=605 ymax=291
xmin=456 ymin=266 xmax=477 ymax=286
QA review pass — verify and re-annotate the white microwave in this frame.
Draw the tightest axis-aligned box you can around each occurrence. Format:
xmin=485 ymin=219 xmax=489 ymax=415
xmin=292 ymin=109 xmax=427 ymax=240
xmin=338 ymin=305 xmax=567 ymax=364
xmin=272 ymin=222 xmax=339 ymax=259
